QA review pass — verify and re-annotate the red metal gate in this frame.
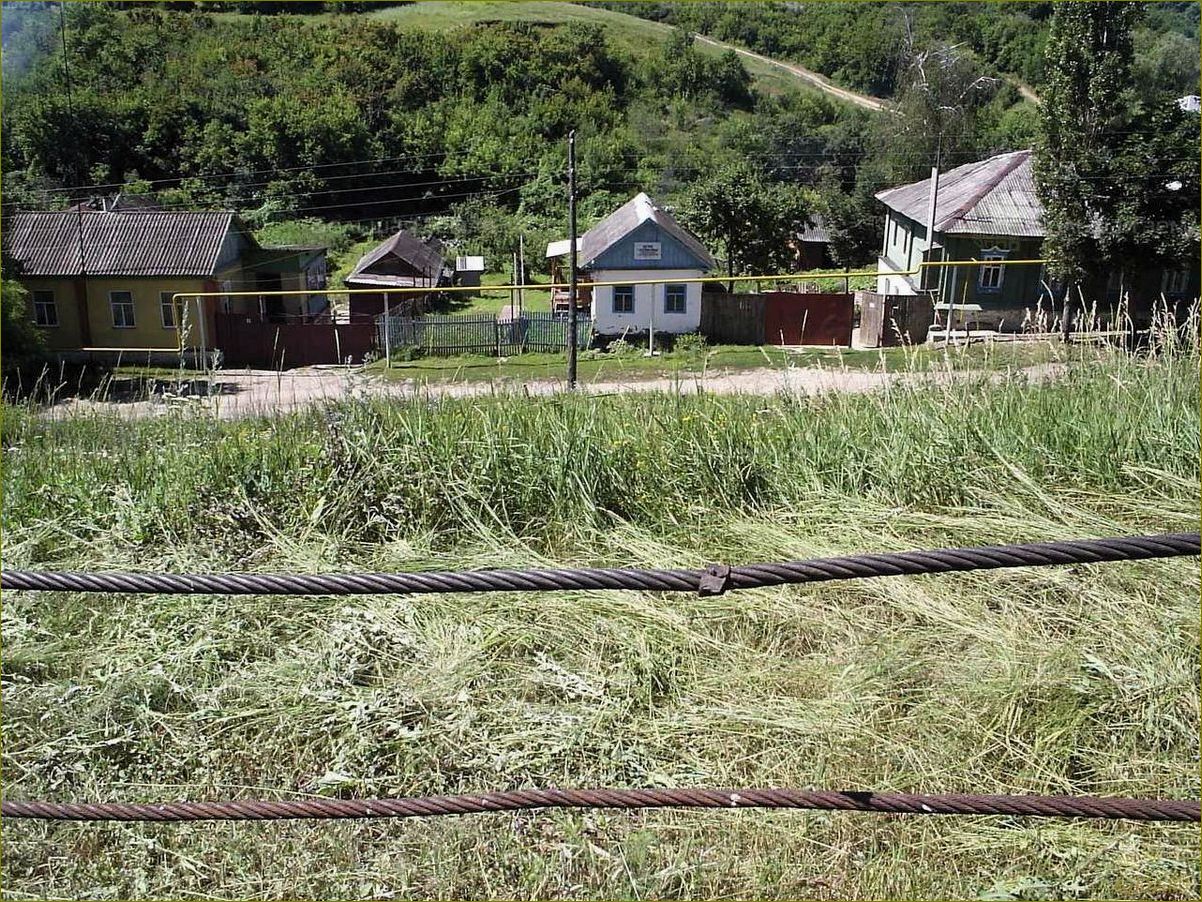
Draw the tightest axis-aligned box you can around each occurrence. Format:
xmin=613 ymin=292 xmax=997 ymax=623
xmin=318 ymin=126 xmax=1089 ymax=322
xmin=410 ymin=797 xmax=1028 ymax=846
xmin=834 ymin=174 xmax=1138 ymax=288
xmin=762 ymin=292 xmax=853 ymax=346
xmin=213 ymin=314 xmax=377 ymax=368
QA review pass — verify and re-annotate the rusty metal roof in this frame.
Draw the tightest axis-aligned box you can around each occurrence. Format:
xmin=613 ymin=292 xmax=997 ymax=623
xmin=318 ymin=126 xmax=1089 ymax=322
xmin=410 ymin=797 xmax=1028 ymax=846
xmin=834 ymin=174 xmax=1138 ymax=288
xmin=875 ymin=150 xmax=1044 ymax=238
xmin=6 ymin=211 xmax=239 ymax=276
xmin=579 ymin=192 xmax=716 ymax=269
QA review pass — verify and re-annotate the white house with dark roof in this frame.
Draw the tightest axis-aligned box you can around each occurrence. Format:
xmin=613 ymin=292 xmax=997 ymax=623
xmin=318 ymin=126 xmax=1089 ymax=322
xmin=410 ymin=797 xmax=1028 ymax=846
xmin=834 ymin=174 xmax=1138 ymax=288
xmin=547 ymin=192 xmax=716 ymax=336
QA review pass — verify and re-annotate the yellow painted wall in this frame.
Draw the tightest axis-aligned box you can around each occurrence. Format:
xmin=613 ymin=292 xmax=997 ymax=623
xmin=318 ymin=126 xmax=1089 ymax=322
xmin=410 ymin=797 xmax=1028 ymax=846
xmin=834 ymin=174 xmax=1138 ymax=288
xmin=23 ymin=277 xmax=84 ymax=350
xmin=81 ymin=277 xmax=209 ymax=350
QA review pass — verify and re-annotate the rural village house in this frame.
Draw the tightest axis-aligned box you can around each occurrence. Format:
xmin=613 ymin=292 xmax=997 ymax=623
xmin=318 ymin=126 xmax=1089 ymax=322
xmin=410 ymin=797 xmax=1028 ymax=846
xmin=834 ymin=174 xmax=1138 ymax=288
xmin=344 ymin=229 xmax=448 ymax=321
xmin=547 ymin=192 xmax=716 ymax=337
xmin=875 ymin=149 xmax=1200 ymax=330
xmin=4 ymin=209 xmax=328 ymax=363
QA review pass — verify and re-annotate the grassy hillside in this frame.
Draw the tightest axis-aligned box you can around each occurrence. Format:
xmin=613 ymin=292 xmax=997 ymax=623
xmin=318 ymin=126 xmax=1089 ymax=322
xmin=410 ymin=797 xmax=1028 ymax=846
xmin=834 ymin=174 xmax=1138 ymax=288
xmin=2 ymin=344 xmax=1199 ymax=898
xmin=364 ymin=1 xmax=818 ymax=97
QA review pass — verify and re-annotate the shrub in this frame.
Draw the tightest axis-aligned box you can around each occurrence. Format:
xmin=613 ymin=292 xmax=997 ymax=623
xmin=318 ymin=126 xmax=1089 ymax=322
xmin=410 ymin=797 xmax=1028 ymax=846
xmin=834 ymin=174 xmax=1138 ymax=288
xmin=672 ymin=332 xmax=708 ymax=356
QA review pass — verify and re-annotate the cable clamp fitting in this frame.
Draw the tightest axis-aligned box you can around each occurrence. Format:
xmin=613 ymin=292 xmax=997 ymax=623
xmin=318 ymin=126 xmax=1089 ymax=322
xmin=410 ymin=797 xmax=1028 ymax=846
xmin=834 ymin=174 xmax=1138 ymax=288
xmin=698 ymin=563 xmax=731 ymax=597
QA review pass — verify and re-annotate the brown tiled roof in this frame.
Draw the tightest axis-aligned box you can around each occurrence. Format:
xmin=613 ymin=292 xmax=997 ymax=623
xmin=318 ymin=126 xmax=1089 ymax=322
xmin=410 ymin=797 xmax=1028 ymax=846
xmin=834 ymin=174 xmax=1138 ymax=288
xmin=6 ymin=211 xmax=239 ymax=276
xmin=875 ymin=150 xmax=1044 ymax=238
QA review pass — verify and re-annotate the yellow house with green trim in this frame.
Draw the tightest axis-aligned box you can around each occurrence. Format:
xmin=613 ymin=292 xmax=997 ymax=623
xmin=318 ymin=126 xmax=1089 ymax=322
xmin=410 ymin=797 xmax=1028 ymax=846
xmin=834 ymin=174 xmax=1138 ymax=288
xmin=5 ymin=210 xmax=327 ymax=365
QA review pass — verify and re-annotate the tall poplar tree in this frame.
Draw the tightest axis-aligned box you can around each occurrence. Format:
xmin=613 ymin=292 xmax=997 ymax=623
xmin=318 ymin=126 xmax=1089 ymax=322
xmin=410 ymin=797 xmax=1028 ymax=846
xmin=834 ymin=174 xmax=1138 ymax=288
xmin=1034 ymin=2 xmax=1142 ymax=299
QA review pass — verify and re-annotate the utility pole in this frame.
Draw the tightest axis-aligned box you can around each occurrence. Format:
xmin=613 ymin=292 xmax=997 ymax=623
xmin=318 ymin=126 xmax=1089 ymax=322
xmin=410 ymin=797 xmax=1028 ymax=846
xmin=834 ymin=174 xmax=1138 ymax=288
xmin=925 ymin=132 xmax=943 ymax=338
xmin=518 ymin=233 xmax=525 ymax=318
xmin=567 ymin=130 xmax=578 ymax=389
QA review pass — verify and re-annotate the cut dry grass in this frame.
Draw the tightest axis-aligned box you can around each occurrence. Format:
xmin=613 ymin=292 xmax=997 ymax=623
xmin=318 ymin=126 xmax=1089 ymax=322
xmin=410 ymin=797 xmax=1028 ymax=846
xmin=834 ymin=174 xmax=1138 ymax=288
xmin=1 ymin=340 xmax=1198 ymax=899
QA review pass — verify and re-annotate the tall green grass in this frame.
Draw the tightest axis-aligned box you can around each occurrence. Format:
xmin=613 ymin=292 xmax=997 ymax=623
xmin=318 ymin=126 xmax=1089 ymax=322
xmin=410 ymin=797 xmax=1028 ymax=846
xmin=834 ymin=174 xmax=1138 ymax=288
xmin=1 ymin=348 xmax=1198 ymax=899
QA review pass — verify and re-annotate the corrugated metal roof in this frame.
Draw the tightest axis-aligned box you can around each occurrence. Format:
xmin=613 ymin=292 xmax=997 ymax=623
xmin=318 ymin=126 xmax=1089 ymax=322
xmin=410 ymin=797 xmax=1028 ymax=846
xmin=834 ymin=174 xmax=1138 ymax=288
xmin=350 ymin=230 xmax=444 ymax=281
xmin=6 ymin=211 xmax=239 ymax=276
xmin=579 ymin=193 xmax=716 ymax=269
xmin=797 ymin=214 xmax=830 ymax=243
xmin=875 ymin=150 xmax=1044 ymax=238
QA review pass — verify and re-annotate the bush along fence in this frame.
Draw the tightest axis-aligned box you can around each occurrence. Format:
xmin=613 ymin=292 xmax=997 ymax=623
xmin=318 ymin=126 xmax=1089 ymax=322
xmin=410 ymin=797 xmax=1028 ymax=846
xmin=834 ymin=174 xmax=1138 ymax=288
xmin=379 ymin=311 xmax=593 ymax=357
xmin=2 ymin=533 xmax=1200 ymax=826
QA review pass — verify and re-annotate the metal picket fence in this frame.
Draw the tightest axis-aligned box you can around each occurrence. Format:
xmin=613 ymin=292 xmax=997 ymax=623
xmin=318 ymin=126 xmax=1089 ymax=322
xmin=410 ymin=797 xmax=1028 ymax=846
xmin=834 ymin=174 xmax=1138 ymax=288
xmin=379 ymin=311 xmax=592 ymax=357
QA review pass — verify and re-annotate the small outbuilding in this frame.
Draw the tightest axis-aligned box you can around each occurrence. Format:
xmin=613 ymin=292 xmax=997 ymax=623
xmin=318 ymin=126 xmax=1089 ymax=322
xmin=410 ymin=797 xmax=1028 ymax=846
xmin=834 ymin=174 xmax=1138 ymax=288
xmin=453 ymin=255 xmax=485 ymax=289
xmin=344 ymin=230 xmax=447 ymax=320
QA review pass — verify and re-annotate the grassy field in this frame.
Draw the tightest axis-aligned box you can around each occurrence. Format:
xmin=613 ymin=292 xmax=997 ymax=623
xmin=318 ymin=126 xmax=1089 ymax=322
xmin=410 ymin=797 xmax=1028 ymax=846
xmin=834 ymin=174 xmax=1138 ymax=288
xmin=368 ymin=337 xmax=1065 ymax=385
xmin=2 ymin=342 xmax=1198 ymax=899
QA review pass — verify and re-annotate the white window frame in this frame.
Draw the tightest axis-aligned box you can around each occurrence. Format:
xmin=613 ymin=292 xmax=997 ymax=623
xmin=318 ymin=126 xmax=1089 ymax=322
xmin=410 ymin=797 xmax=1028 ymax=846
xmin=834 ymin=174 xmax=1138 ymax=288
xmin=612 ymin=285 xmax=634 ymax=314
xmin=159 ymin=291 xmax=179 ymax=329
xmin=109 ymin=290 xmax=136 ymax=328
xmin=32 ymin=289 xmax=58 ymax=327
xmin=978 ymin=246 xmax=1009 ymax=292
xmin=664 ymin=283 xmax=687 ymax=314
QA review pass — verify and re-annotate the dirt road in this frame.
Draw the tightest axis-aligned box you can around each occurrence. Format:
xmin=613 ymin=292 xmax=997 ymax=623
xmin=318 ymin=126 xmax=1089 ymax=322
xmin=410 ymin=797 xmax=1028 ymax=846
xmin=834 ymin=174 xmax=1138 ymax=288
xmin=693 ymin=34 xmax=887 ymax=112
xmin=45 ymin=362 xmax=1066 ymax=420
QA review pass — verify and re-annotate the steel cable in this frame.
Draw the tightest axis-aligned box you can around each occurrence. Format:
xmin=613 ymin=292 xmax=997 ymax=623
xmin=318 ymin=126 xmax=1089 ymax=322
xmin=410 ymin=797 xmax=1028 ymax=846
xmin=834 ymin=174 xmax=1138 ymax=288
xmin=3 ymin=788 xmax=1197 ymax=823
xmin=2 ymin=533 xmax=1197 ymax=597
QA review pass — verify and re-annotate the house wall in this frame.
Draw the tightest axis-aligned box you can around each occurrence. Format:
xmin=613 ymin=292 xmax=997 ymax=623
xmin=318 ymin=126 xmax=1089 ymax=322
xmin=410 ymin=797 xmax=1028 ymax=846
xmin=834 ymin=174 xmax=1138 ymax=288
xmin=590 ymin=268 xmax=703 ymax=336
xmin=876 ymin=212 xmax=929 ymax=294
xmin=23 ymin=275 xmax=217 ymax=351
xmin=938 ymin=236 xmax=1047 ymax=328
xmin=81 ymin=276 xmax=211 ymax=349
xmin=22 ymin=277 xmax=85 ymax=350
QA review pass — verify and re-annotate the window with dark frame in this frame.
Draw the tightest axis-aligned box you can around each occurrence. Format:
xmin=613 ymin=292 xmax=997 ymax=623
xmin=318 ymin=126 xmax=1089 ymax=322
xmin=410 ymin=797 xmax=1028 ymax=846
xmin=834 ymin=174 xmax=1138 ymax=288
xmin=664 ymin=284 xmax=687 ymax=314
xmin=110 ymin=290 xmax=136 ymax=328
xmin=612 ymin=285 xmax=634 ymax=313
xmin=32 ymin=290 xmax=58 ymax=327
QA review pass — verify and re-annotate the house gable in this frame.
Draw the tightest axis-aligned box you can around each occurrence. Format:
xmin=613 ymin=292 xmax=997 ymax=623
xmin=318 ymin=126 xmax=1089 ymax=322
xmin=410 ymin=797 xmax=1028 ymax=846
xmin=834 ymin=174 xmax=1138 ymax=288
xmin=586 ymin=219 xmax=711 ymax=271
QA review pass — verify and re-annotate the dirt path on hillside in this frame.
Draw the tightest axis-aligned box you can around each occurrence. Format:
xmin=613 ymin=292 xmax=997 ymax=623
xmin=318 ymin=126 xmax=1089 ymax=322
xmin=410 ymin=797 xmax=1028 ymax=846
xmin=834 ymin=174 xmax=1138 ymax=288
xmin=693 ymin=34 xmax=887 ymax=112
xmin=43 ymin=362 xmax=1066 ymax=420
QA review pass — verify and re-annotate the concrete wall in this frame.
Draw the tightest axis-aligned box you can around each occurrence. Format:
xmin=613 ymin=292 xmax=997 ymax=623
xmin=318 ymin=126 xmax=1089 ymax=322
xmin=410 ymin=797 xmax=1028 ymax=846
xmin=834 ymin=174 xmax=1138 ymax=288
xmin=590 ymin=268 xmax=703 ymax=336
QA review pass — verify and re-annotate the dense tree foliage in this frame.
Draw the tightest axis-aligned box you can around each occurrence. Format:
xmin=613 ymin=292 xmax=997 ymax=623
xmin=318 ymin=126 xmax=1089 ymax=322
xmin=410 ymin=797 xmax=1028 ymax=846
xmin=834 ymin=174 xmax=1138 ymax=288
xmin=2 ymin=5 xmax=859 ymax=273
xmin=1 ymin=270 xmax=45 ymax=376
xmin=682 ymin=161 xmax=811 ymax=283
xmin=593 ymin=2 xmax=1198 ymax=99
xmin=1034 ymin=2 xmax=1199 ymax=299
xmin=3 ymin=2 xmax=1195 ymax=278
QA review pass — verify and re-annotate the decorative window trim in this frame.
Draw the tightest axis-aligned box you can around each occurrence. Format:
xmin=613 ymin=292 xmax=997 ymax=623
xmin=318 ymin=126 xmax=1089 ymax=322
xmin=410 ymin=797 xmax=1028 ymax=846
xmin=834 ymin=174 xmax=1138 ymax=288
xmin=32 ymin=289 xmax=58 ymax=328
xmin=977 ymin=246 xmax=1010 ymax=292
xmin=109 ymin=290 xmax=136 ymax=328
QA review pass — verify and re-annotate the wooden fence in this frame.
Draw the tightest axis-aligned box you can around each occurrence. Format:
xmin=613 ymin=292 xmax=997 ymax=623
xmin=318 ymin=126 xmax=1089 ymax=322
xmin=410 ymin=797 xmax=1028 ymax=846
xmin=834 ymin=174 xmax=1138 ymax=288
xmin=379 ymin=311 xmax=592 ymax=357
xmin=699 ymin=293 xmax=765 ymax=345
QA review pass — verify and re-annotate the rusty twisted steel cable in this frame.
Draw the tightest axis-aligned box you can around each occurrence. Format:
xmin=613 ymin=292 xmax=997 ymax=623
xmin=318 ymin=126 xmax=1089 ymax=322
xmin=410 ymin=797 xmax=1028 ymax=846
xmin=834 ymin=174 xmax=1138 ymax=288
xmin=3 ymin=788 xmax=1197 ymax=823
xmin=2 ymin=533 xmax=1198 ymax=597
